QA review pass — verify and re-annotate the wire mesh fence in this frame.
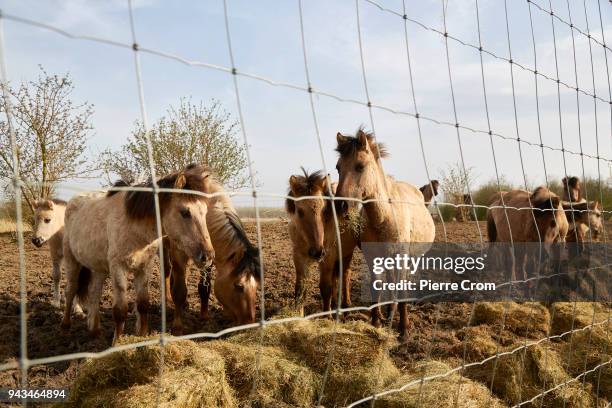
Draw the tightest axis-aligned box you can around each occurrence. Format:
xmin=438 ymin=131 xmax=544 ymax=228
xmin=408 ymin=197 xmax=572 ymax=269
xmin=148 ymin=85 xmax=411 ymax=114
xmin=0 ymin=0 xmax=610 ymax=406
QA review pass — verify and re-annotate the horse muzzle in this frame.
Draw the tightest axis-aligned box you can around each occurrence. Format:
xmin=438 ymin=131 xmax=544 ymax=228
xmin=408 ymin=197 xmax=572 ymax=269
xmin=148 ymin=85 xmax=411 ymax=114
xmin=194 ymin=248 xmax=215 ymax=267
xmin=308 ymin=246 xmax=325 ymax=260
xmin=31 ymin=237 xmax=45 ymax=248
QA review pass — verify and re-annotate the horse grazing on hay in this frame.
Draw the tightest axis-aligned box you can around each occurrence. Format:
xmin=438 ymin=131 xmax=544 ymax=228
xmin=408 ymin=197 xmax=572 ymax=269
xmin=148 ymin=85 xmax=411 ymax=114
xmin=286 ymin=168 xmax=358 ymax=315
xmin=163 ymin=175 xmax=260 ymax=331
xmin=61 ymin=164 xmax=215 ymax=342
xmin=31 ymin=199 xmax=67 ymax=307
xmin=419 ymin=180 xmax=439 ymax=205
xmin=486 ymin=187 xmax=568 ymax=281
xmin=335 ymin=128 xmax=435 ymax=338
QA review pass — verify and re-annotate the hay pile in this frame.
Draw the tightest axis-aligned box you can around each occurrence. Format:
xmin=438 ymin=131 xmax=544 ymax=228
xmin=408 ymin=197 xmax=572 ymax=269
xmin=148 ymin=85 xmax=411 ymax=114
xmin=471 ymin=302 xmax=550 ymax=337
xmin=377 ymin=361 xmax=506 ymax=408
xmin=63 ymin=319 xmax=400 ymax=408
xmin=549 ymin=302 xmax=610 ymax=335
xmin=230 ymin=318 xmax=400 ymax=406
xmin=65 ymin=336 xmax=235 ymax=407
xmin=465 ymin=344 xmax=594 ymax=407
xmin=561 ymin=325 xmax=612 ymax=400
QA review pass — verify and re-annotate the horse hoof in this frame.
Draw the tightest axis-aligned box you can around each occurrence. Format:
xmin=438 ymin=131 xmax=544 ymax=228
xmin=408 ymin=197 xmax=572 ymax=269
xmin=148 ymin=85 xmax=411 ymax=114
xmin=89 ymin=328 xmax=101 ymax=338
xmin=199 ymin=311 xmax=209 ymax=321
xmin=172 ymin=325 xmax=184 ymax=336
xmin=60 ymin=319 xmax=71 ymax=330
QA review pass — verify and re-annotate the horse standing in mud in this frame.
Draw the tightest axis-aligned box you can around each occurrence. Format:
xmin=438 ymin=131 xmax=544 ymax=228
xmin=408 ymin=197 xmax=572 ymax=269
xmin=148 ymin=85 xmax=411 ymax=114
xmin=334 ymin=128 xmax=435 ymax=338
xmin=163 ymin=173 xmax=260 ymax=332
xmin=286 ymin=169 xmax=358 ymax=315
xmin=31 ymin=199 xmax=67 ymax=307
xmin=487 ymin=187 xmax=569 ymax=281
xmin=61 ymin=164 xmax=215 ymax=342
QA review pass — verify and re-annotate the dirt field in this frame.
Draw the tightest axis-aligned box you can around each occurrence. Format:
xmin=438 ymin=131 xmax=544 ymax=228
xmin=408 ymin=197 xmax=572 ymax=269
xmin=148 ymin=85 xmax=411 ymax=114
xmin=0 ymin=219 xmax=609 ymax=405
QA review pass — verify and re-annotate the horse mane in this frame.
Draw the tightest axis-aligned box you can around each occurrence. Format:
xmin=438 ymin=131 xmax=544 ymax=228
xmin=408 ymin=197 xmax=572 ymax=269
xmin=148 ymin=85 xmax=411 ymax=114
xmin=530 ymin=187 xmax=560 ymax=214
xmin=108 ymin=164 xmax=213 ymax=220
xmin=285 ymin=168 xmax=330 ymax=214
xmin=335 ymin=127 xmax=388 ymax=159
xmin=224 ymin=210 xmax=261 ymax=281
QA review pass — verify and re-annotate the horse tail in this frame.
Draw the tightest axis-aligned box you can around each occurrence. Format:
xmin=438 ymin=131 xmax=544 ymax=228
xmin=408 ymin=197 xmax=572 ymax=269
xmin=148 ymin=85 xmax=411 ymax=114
xmin=487 ymin=212 xmax=497 ymax=242
xmin=76 ymin=266 xmax=92 ymax=304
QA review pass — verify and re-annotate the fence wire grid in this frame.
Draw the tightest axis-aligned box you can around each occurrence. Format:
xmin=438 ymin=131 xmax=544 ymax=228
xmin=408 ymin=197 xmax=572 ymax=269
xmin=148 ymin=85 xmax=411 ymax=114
xmin=0 ymin=0 xmax=611 ymax=407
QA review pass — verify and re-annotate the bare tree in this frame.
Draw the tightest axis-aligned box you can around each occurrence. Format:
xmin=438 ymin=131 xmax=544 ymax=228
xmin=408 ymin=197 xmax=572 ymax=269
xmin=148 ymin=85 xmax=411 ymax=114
xmin=438 ymin=162 xmax=477 ymax=221
xmin=0 ymin=67 xmax=95 ymax=212
xmin=101 ymin=99 xmax=249 ymax=189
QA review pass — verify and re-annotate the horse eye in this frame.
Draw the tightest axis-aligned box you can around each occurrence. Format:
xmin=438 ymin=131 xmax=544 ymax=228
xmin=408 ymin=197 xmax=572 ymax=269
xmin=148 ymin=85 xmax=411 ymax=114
xmin=180 ymin=208 xmax=191 ymax=219
xmin=355 ymin=163 xmax=365 ymax=172
xmin=297 ymin=208 xmax=305 ymax=218
xmin=234 ymin=283 xmax=244 ymax=292
xmin=44 ymin=218 xmax=51 ymax=223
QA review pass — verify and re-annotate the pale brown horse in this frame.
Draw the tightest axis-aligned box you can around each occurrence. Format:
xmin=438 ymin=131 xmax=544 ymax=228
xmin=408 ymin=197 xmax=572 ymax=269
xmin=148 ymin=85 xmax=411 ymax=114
xmin=163 ymin=175 xmax=260 ymax=330
xmin=563 ymin=200 xmax=603 ymax=248
xmin=32 ymin=199 xmax=67 ymax=307
xmin=419 ymin=180 xmax=439 ymax=205
xmin=487 ymin=187 xmax=568 ymax=281
xmin=335 ymin=128 xmax=435 ymax=338
xmin=61 ymin=164 xmax=215 ymax=342
xmin=286 ymin=169 xmax=358 ymax=314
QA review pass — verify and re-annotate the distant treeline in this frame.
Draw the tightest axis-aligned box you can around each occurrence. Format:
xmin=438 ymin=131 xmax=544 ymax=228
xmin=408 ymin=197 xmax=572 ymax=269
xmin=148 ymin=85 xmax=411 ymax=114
xmin=438 ymin=177 xmax=611 ymax=221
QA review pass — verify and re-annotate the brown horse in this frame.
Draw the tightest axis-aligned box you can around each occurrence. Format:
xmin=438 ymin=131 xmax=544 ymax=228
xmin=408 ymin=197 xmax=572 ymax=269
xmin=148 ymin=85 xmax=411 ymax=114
xmin=487 ymin=187 xmax=568 ymax=281
xmin=61 ymin=164 xmax=215 ymax=342
xmin=419 ymin=180 xmax=439 ymax=205
xmin=32 ymin=199 xmax=67 ymax=307
xmin=286 ymin=169 xmax=358 ymax=315
xmin=335 ymin=128 xmax=435 ymax=338
xmin=164 ymin=175 xmax=260 ymax=330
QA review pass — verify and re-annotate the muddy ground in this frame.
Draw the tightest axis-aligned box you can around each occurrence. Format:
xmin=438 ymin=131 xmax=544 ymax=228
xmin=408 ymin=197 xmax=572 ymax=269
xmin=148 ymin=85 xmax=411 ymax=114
xmin=0 ymin=219 xmax=609 ymax=403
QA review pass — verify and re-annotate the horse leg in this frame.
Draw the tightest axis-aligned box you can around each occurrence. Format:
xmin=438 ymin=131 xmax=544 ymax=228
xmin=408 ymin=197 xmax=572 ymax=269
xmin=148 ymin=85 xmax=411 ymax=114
xmin=293 ymin=252 xmax=311 ymax=315
xmin=86 ymin=271 xmax=105 ymax=337
xmin=61 ymin=246 xmax=80 ymax=330
xmin=162 ymin=249 xmax=173 ymax=306
xmin=170 ymin=261 xmax=187 ymax=335
xmin=111 ymin=263 xmax=129 ymax=343
xmin=319 ymin=261 xmax=334 ymax=313
xmin=398 ymin=302 xmax=409 ymax=340
xmin=51 ymin=257 xmax=62 ymax=308
xmin=341 ymin=251 xmax=354 ymax=309
xmin=198 ymin=264 xmax=213 ymax=320
xmin=133 ymin=268 xmax=150 ymax=337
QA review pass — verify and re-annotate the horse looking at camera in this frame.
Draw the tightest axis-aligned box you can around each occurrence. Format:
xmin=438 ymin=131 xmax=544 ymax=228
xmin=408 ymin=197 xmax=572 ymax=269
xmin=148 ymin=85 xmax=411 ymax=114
xmin=61 ymin=164 xmax=215 ymax=342
xmin=334 ymin=128 xmax=435 ymax=338
xmin=286 ymin=168 xmax=358 ymax=314
xmin=31 ymin=199 xmax=67 ymax=307
xmin=164 ymin=175 xmax=260 ymax=330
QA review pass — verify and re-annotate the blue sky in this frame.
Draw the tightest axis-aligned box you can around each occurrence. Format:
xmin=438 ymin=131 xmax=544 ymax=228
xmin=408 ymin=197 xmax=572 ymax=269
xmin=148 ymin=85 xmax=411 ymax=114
xmin=2 ymin=0 xmax=611 ymax=207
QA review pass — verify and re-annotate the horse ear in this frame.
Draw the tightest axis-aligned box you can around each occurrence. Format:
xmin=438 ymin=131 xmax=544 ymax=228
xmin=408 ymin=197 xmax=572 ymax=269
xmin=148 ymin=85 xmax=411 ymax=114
xmin=289 ymin=175 xmax=300 ymax=194
xmin=357 ymin=129 xmax=369 ymax=150
xmin=174 ymin=173 xmax=187 ymax=189
xmin=336 ymin=132 xmax=348 ymax=146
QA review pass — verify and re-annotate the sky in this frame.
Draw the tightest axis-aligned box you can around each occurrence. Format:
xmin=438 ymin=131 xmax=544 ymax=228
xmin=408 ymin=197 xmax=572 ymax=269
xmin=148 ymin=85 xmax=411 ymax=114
xmin=1 ymin=0 xmax=611 ymax=207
